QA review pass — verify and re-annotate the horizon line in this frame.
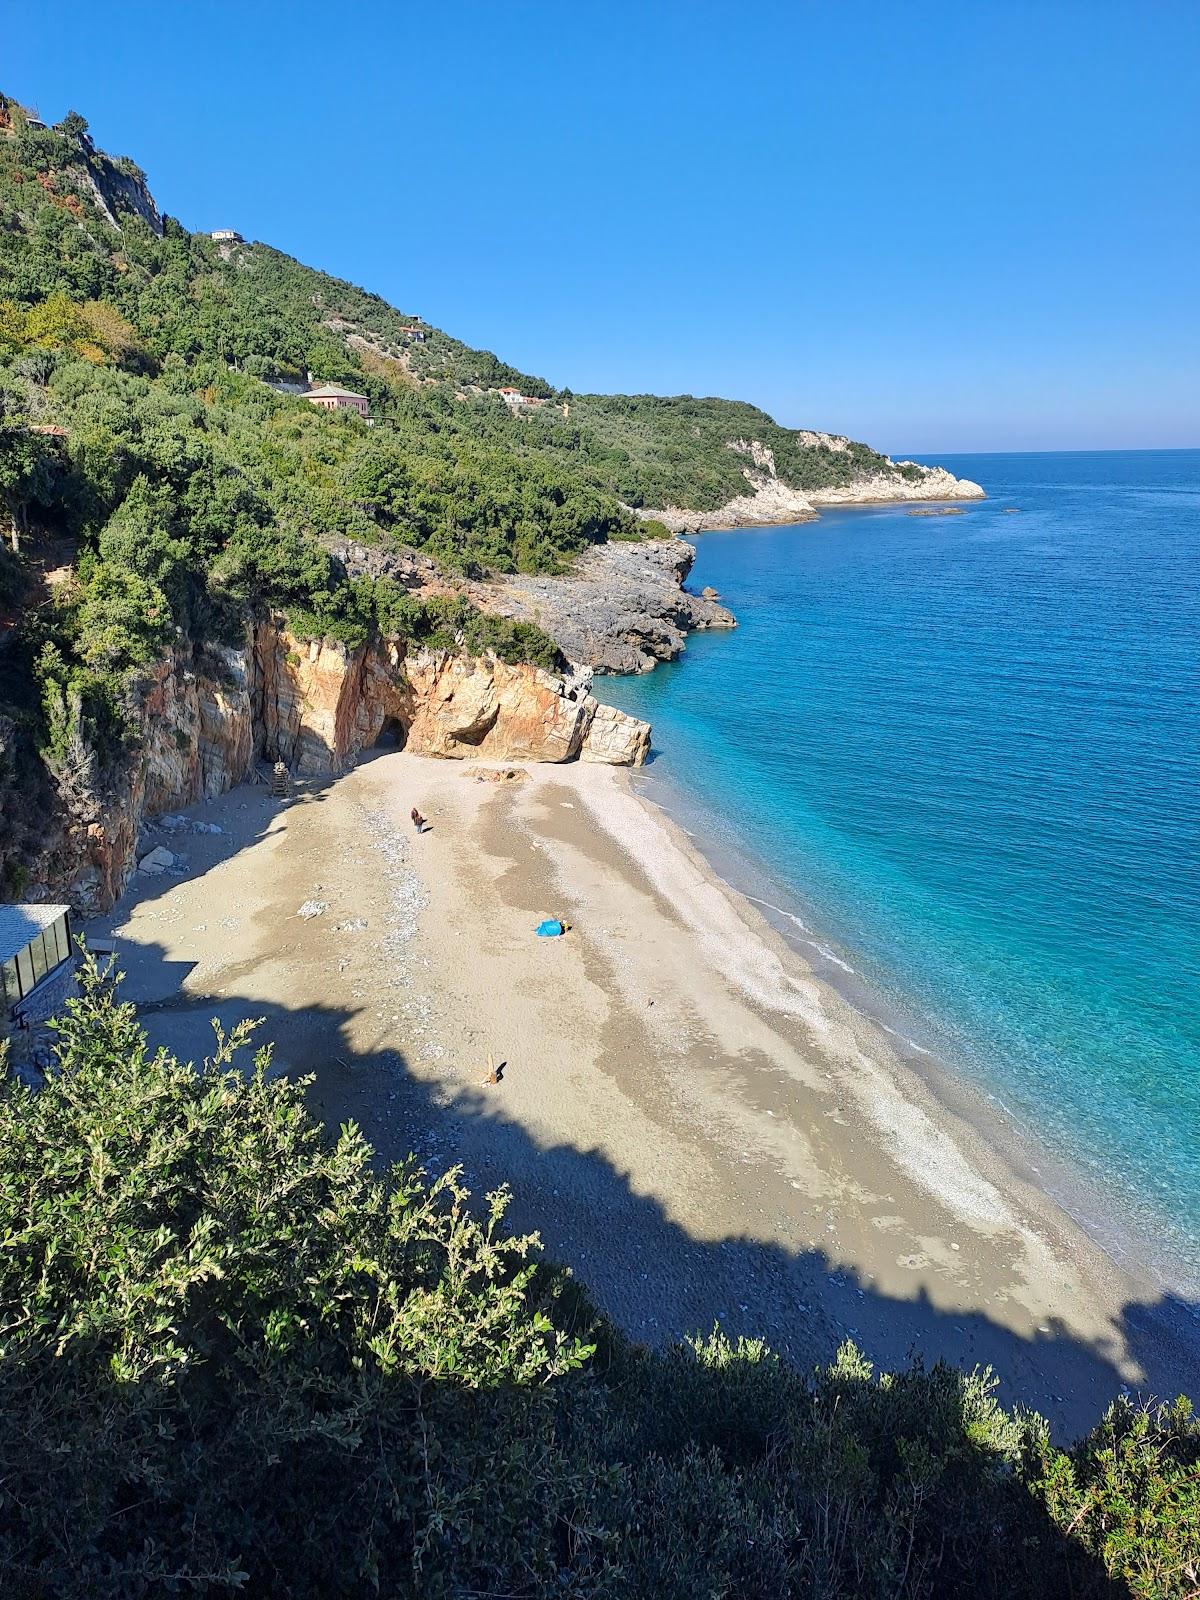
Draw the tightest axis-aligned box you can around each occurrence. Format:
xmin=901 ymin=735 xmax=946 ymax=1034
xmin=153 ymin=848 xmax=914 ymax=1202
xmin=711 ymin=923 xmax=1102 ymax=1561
xmin=897 ymin=444 xmax=1200 ymax=459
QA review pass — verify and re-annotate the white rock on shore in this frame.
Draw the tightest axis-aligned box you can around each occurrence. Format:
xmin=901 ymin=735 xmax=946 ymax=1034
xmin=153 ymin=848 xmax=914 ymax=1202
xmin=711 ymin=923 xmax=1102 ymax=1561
xmin=636 ymin=436 xmax=984 ymax=533
xmin=809 ymin=464 xmax=985 ymax=505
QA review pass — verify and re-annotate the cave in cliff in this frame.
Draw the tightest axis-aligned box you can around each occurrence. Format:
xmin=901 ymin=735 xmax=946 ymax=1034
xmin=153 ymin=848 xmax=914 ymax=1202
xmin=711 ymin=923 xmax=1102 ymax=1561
xmin=376 ymin=716 xmax=408 ymax=752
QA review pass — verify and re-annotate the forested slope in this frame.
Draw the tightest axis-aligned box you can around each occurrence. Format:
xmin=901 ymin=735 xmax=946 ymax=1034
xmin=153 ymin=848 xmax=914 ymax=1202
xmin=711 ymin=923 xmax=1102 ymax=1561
xmin=0 ymin=97 xmax=1195 ymax=1599
xmin=0 ymin=91 xmax=959 ymax=881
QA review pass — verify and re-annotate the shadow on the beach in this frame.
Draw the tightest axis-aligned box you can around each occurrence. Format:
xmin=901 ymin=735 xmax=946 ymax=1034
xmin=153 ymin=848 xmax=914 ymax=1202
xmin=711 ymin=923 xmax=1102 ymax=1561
xmin=57 ymin=962 xmax=1172 ymax=1593
xmin=12 ymin=992 xmax=1148 ymax=1600
xmin=85 ymin=767 xmax=1200 ymax=1459
xmin=63 ymin=825 xmax=1197 ymax=1599
xmin=104 ymin=911 xmax=1200 ymax=1457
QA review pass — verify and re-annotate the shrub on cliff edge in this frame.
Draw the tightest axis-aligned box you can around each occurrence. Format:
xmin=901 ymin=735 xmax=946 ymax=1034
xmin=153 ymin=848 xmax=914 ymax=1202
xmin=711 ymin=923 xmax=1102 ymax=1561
xmin=0 ymin=966 xmax=1197 ymax=1599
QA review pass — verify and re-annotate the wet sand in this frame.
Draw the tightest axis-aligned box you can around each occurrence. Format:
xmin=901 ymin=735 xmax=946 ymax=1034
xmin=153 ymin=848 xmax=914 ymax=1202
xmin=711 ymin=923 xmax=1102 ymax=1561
xmin=90 ymin=750 xmax=1200 ymax=1438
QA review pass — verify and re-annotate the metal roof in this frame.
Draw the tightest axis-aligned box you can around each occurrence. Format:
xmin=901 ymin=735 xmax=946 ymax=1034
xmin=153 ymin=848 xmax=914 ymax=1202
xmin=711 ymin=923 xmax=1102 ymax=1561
xmin=0 ymin=904 xmax=70 ymax=964
xmin=305 ymin=385 xmax=368 ymax=401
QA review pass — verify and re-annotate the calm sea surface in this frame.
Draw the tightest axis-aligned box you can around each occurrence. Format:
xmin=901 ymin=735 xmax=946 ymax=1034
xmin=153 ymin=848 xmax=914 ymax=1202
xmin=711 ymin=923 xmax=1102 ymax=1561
xmin=601 ymin=451 xmax=1200 ymax=1287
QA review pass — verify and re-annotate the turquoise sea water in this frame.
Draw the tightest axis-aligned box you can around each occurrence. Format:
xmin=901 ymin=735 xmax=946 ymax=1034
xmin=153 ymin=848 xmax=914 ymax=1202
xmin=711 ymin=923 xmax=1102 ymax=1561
xmin=601 ymin=451 xmax=1200 ymax=1287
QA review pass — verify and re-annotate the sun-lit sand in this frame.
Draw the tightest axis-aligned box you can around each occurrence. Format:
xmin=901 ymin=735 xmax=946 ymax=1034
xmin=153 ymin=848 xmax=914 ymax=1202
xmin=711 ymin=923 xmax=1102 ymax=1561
xmin=89 ymin=749 xmax=1200 ymax=1437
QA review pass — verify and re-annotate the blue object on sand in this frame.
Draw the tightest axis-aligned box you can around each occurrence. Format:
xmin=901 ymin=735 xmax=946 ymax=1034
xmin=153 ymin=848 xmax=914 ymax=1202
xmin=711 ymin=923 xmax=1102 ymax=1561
xmin=535 ymin=919 xmax=565 ymax=937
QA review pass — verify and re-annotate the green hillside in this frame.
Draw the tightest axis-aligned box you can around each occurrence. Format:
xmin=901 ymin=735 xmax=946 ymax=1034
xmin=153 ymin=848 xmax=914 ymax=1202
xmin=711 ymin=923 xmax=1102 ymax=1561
xmin=0 ymin=97 xmax=624 ymax=800
xmin=559 ymin=393 xmax=920 ymax=510
xmin=0 ymin=97 xmax=950 ymax=876
xmin=0 ymin=93 xmax=933 ymax=788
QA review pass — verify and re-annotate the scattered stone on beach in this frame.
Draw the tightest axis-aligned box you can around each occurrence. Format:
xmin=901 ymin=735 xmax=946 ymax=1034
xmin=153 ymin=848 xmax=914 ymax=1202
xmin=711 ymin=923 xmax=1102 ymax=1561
xmin=365 ymin=809 xmax=426 ymax=949
xmin=157 ymin=814 xmax=224 ymax=835
xmin=335 ymin=918 xmax=368 ymax=933
xmin=297 ymin=899 xmax=329 ymax=920
xmin=473 ymin=766 xmax=527 ymax=784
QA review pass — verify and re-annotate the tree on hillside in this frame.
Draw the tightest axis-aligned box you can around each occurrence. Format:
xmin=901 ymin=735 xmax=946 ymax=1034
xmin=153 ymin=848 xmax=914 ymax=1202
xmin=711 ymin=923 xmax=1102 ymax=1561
xmin=0 ymin=401 xmax=63 ymax=552
xmin=56 ymin=110 xmax=89 ymax=140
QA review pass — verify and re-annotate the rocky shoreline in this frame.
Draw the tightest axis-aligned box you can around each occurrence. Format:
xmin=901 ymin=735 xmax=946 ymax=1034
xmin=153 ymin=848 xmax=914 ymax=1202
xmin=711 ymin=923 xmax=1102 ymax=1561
xmin=637 ymin=438 xmax=984 ymax=535
xmin=469 ymin=538 xmax=736 ymax=674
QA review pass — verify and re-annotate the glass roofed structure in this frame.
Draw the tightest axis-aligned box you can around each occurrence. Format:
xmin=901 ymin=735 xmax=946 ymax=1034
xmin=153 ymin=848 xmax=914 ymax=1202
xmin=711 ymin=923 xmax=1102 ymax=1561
xmin=0 ymin=904 xmax=73 ymax=1015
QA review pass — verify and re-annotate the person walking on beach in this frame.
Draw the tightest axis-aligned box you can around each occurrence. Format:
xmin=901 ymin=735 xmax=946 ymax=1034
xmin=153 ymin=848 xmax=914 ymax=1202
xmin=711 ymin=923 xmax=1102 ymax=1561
xmin=411 ymin=806 xmax=426 ymax=833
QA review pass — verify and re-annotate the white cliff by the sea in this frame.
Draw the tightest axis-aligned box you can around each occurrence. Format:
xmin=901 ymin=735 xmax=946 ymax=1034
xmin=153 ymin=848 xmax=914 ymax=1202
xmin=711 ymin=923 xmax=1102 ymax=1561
xmin=638 ymin=433 xmax=984 ymax=533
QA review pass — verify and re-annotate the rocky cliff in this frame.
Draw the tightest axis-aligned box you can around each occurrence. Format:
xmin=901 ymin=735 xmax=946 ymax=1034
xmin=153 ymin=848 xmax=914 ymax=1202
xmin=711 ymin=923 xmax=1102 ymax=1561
xmin=23 ymin=643 xmax=256 ymax=913
xmin=468 ymin=538 xmax=735 ymax=675
xmin=255 ymin=625 xmax=650 ymax=774
xmin=331 ymin=532 xmax=735 ymax=677
xmin=18 ymin=624 xmax=650 ymax=914
xmin=67 ymin=143 xmax=162 ymax=236
xmin=641 ymin=436 xmax=984 ymax=533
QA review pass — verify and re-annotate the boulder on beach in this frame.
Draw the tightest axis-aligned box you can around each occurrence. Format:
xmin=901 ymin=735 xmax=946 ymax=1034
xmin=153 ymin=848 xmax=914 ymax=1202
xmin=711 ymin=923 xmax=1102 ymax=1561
xmin=137 ymin=845 xmax=175 ymax=875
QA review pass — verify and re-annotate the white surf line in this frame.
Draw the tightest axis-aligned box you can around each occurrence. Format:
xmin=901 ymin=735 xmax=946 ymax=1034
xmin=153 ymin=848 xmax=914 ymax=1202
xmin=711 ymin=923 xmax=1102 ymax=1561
xmin=743 ymin=894 xmax=858 ymax=975
xmin=577 ymin=770 xmax=1031 ymax=1239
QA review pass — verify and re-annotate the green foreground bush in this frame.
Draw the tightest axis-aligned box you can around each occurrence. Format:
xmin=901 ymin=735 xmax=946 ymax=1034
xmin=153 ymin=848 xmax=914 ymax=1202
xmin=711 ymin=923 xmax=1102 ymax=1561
xmin=1 ymin=969 xmax=1197 ymax=1598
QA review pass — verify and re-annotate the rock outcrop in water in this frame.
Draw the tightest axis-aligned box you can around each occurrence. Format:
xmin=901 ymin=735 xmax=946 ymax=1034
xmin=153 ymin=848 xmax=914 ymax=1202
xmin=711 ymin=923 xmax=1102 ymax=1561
xmin=18 ymin=624 xmax=650 ymax=912
xmin=469 ymin=538 xmax=736 ymax=675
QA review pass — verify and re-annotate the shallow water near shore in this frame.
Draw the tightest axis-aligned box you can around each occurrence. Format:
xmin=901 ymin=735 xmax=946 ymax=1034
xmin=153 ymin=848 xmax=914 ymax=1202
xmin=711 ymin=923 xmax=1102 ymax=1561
xmin=601 ymin=450 xmax=1200 ymax=1296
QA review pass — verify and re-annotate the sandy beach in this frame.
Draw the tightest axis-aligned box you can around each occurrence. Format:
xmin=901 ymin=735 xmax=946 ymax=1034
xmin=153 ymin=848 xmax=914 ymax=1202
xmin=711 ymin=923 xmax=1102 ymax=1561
xmin=88 ymin=750 xmax=1200 ymax=1437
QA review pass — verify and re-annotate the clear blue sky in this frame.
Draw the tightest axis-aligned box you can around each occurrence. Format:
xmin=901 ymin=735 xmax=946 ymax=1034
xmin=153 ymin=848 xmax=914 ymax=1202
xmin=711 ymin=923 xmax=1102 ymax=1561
xmin=5 ymin=1 xmax=1198 ymax=452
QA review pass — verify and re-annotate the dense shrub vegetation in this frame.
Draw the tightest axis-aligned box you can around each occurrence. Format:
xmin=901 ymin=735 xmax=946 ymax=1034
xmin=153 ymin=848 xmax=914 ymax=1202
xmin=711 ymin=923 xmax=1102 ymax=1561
xmin=0 ymin=101 xmax=592 ymax=773
xmin=0 ymin=93 xmax=929 ymax=790
xmin=558 ymin=394 xmax=918 ymax=511
xmin=1 ymin=967 xmax=1197 ymax=1598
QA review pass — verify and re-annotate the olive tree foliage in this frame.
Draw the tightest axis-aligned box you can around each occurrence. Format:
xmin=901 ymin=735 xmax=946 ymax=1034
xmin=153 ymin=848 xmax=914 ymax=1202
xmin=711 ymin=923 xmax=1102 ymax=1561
xmin=0 ymin=962 xmax=594 ymax=1597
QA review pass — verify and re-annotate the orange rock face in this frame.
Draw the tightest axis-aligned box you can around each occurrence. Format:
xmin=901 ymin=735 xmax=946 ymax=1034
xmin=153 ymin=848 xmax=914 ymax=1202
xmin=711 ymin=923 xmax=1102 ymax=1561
xmin=38 ymin=643 xmax=257 ymax=911
xmin=253 ymin=626 xmax=650 ymax=773
xmin=28 ymin=622 xmax=650 ymax=912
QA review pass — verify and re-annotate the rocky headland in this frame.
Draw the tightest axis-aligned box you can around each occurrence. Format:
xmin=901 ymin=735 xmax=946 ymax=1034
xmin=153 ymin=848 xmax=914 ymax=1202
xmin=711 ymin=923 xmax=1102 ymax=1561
xmin=333 ymin=533 xmax=734 ymax=676
xmin=468 ymin=538 xmax=736 ymax=675
xmin=639 ymin=434 xmax=984 ymax=534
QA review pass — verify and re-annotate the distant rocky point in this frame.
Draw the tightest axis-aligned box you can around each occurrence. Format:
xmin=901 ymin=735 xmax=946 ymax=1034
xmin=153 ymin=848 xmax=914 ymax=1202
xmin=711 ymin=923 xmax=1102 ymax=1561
xmin=638 ymin=435 xmax=984 ymax=534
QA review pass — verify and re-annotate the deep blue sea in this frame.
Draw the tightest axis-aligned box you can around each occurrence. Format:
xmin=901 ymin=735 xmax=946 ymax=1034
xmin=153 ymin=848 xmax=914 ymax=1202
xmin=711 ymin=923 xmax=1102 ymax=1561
xmin=602 ymin=451 xmax=1200 ymax=1288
